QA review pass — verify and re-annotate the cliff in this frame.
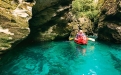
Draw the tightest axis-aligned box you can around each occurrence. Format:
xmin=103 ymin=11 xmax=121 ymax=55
xmin=98 ymin=0 xmax=121 ymax=43
xmin=0 ymin=0 xmax=31 ymax=55
xmin=28 ymin=0 xmax=72 ymax=41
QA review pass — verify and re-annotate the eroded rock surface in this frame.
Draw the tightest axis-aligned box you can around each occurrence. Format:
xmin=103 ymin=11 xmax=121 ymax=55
xmin=0 ymin=0 xmax=31 ymax=55
xmin=98 ymin=0 xmax=121 ymax=43
xmin=69 ymin=17 xmax=94 ymax=39
xmin=29 ymin=0 xmax=72 ymax=41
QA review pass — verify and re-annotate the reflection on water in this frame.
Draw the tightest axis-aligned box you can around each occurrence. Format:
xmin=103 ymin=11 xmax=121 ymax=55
xmin=0 ymin=40 xmax=121 ymax=75
xmin=76 ymin=45 xmax=86 ymax=56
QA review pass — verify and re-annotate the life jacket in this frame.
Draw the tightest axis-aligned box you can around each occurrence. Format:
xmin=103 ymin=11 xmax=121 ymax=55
xmin=76 ymin=33 xmax=85 ymax=39
xmin=74 ymin=33 xmax=87 ymax=44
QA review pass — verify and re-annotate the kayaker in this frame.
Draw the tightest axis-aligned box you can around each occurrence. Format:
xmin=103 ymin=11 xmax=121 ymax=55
xmin=75 ymin=30 xmax=86 ymax=40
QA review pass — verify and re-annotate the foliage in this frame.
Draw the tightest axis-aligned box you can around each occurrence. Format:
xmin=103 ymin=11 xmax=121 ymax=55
xmin=72 ymin=0 xmax=102 ymax=20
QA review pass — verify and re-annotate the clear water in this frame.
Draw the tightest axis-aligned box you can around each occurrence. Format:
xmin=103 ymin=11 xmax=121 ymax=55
xmin=0 ymin=40 xmax=121 ymax=75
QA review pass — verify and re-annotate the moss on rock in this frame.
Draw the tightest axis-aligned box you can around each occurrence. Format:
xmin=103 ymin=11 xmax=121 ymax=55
xmin=0 ymin=0 xmax=30 ymax=55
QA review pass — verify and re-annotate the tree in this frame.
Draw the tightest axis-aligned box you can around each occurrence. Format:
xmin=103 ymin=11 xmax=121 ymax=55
xmin=72 ymin=0 xmax=99 ymax=19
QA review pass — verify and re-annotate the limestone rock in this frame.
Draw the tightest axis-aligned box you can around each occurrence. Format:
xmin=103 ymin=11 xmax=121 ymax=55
xmin=98 ymin=0 xmax=121 ymax=43
xmin=69 ymin=17 xmax=93 ymax=39
xmin=29 ymin=0 xmax=72 ymax=41
xmin=0 ymin=0 xmax=30 ymax=54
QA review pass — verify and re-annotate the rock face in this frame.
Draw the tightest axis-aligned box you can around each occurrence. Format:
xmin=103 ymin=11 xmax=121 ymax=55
xmin=69 ymin=17 xmax=93 ymax=39
xmin=29 ymin=0 xmax=72 ymax=41
xmin=0 ymin=0 xmax=30 ymax=55
xmin=98 ymin=0 xmax=121 ymax=43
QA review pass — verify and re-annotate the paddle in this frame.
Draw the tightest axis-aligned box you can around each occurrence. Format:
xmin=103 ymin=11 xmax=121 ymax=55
xmin=88 ymin=38 xmax=95 ymax=41
xmin=69 ymin=37 xmax=95 ymax=41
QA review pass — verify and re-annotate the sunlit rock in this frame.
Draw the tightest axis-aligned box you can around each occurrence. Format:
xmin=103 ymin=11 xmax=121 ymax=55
xmin=0 ymin=0 xmax=31 ymax=55
xmin=69 ymin=17 xmax=93 ymax=39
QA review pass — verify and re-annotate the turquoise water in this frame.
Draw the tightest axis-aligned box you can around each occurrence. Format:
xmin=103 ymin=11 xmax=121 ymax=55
xmin=0 ymin=40 xmax=121 ymax=75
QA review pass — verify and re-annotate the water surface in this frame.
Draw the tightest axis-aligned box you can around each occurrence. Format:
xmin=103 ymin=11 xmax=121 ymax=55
xmin=0 ymin=40 xmax=121 ymax=75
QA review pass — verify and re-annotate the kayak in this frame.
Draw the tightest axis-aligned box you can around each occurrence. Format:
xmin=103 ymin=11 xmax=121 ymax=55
xmin=88 ymin=38 xmax=95 ymax=41
xmin=69 ymin=37 xmax=74 ymax=41
xmin=74 ymin=36 xmax=88 ymax=44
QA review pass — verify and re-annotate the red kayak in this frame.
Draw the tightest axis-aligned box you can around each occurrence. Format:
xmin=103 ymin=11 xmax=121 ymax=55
xmin=74 ymin=35 xmax=88 ymax=44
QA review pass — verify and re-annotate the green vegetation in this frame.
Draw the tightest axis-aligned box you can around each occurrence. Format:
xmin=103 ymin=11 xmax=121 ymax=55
xmin=72 ymin=0 xmax=103 ymax=20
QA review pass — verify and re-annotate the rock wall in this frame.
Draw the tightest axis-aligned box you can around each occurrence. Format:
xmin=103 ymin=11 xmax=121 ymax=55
xmin=69 ymin=17 xmax=94 ymax=40
xmin=0 ymin=0 xmax=31 ymax=55
xmin=28 ymin=0 xmax=72 ymax=41
xmin=98 ymin=0 xmax=121 ymax=43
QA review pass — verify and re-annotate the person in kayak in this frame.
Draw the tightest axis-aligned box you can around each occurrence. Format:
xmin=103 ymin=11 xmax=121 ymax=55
xmin=74 ymin=30 xmax=87 ymax=44
xmin=75 ymin=30 xmax=86 ymax=40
